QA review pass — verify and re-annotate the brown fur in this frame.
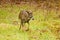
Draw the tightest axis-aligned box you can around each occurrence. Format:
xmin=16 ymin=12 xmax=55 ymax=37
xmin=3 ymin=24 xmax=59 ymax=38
xmin=19 ymin=10 xmax=34 ymax=30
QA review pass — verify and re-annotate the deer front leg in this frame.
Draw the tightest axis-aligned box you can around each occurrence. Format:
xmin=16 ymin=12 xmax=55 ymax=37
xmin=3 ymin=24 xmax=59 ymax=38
xmin=19 ymin=21 xmax=24 ymax=30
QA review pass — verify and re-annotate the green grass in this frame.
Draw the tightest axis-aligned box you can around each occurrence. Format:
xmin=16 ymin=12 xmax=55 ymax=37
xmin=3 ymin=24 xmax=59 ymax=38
xmin=0 ymin=4 xmax=60 ymax=40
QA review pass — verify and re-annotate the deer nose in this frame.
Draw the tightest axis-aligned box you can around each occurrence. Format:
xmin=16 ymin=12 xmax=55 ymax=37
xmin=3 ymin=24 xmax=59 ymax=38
xmin=32 ymin=17 xmax=34 ymax=20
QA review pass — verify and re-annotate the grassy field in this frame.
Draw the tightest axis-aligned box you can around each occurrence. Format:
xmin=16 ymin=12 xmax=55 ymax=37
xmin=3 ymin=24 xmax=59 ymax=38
xmin=0 ymin=4 xmax=60 ymax=40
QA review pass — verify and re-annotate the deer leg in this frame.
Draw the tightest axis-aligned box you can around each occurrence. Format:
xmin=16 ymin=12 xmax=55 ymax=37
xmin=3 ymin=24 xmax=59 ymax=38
xmin=28 ymin=22 xmax=29 ymax=29
xmin=19 ymin=22 xmax=21 ymax=30
xmin=19 ymin=21 xmax=24 ymax=30
xmin=26 ymin=22 xmax=29 ymax=31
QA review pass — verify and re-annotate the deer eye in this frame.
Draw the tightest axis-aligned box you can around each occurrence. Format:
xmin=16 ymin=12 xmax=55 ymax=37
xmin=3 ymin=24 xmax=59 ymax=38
xmin=29 ymin=14 xmax=33 ymax=18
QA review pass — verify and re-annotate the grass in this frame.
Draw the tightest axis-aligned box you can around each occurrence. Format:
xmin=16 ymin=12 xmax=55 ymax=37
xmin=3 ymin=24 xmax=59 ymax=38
xmin=0 ymin=4 xmax=60 ymax=40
